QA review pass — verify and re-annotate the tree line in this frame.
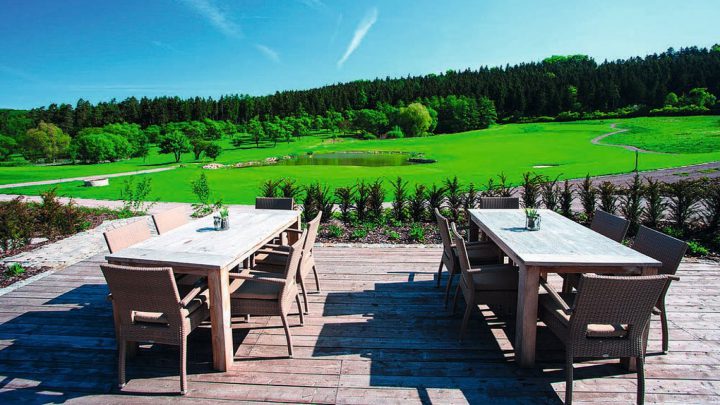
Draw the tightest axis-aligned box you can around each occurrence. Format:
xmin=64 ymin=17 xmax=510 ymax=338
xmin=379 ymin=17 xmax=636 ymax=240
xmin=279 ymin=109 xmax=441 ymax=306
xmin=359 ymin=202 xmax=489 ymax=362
xmin=4 ymin=45 xmax=718 ymax=136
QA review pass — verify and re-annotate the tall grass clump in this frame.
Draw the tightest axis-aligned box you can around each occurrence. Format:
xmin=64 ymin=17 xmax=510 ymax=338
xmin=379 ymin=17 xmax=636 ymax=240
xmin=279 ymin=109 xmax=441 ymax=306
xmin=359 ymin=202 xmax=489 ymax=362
xmin=426 ymin=184 xmax=446 ymax=220
xmin=409 ymin=184 xmax=427 ymax=223
xmin=260 ymin=178 xmax=282 ymax=198
xmin=390 ymin=176 xmax=408 ymax=222
xmin=541 ymin=175 xmax=560 ymax=211
xmin=353 ymin=180 xmax=370 ymax=222
xmin=702 ymin=179 xmax=720 ymax=234
xmin=520 ymin=172 xmax=543 ymax=208
xmin=464 ymin=183 xmax=479 ymax=212
xmin=334 ymin=185 xmax=355 ymax=224
xmin=279 ymin=178 xmax=301 ymax=200
xmin=643 ymin=178 xmax=665 ymax=229
xmin=620 ymin=173 xmax=644 ymax=235
xmin=559 ymin=180 xmax=574 ymax=218
xmin=368 ymin=179 xmax=385 ymax=221
xmin=444 ymin=176 xmax=463 ymax=221
xmin=579 ymin=174 xmax=597 ymax=221
xmin=597 ymin=181 xmax=619 ymax=214
xmin=665 ymin=179 xmax=701 ymax=233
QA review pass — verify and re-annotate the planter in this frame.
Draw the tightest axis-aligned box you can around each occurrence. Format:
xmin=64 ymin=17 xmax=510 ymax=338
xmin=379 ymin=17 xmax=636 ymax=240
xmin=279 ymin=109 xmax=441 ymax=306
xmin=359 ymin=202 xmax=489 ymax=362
xmin=84 ymin=178 xmax=109 ymax=187
xmin=526 ymin=215 xmax=541 ymax=231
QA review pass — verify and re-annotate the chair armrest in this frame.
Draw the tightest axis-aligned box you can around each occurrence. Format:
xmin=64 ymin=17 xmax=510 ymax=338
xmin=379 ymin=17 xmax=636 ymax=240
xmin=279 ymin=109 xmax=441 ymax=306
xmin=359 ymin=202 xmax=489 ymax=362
xmin=228 ymin=273 xmax=286 ymax=285
xmin=539 ymin=278 xmax=572 ymax=314
xmin=668 ymin=275 xmax=680 ymax=282
xmin=284 ymin=229 xmax=303 ymax=234
xmin=256 ymin=248 xmax=290 ymax=256
xmin=179 ymin=278 xmax=209 ymax=307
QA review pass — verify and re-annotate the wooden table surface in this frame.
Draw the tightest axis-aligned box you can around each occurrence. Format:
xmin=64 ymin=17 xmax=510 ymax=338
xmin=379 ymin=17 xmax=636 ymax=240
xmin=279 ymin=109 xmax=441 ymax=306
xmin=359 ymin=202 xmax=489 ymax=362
xmin=468 ymin=209 xmax=661 ymax=368
xmin=106 ymin=207 xmax=300 ymax=371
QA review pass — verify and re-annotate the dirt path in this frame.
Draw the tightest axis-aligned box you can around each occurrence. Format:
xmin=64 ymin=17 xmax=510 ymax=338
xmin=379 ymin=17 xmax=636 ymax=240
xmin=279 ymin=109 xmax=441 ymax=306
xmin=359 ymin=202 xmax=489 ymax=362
xmin=0 ymin=166 xmax=177 ymax=190
xmin=590 ymin=123 xmax=665 ymax=154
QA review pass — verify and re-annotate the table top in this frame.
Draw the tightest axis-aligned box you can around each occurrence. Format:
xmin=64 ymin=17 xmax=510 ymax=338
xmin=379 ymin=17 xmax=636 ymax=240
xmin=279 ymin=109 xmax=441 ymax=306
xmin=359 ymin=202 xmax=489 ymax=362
xmin=106 ymin=207 xmax=299 ymax=270
xmin=468 ymin=209 xmax=662 ymax=268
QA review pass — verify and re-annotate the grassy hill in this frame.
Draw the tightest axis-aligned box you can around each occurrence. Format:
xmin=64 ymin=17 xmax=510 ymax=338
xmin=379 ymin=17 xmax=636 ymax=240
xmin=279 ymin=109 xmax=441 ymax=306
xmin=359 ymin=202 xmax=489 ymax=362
xmin=2 ymin=116 xmax=719 ymax=204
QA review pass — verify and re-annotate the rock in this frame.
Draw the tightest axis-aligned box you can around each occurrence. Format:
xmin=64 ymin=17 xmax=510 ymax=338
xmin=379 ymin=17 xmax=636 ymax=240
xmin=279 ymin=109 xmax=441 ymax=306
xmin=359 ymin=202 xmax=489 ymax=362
xmin=202 ymin=163 xmax=225 ymax=169
xmin=30 ymin=237 xmax=48 ymax=245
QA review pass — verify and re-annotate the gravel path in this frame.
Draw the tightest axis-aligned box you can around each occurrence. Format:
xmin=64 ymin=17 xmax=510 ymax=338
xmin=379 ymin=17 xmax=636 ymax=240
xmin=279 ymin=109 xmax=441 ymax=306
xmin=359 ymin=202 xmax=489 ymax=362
xmin=0 ymin=165 xmax=177 ymax=189
xmin=590 ymin=123 xmax=665 ymax=154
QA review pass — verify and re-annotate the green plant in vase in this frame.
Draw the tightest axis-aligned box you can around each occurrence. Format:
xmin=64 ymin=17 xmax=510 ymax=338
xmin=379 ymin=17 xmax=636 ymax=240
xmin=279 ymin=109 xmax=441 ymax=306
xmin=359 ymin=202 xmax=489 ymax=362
xmin=525 ymin=207 xmax=541 ymax=231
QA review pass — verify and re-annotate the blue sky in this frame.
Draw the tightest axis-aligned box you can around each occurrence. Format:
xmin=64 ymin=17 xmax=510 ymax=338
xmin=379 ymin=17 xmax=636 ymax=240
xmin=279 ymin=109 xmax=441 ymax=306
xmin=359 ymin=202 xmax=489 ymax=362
xmin=1 ymin=0 xmax=719 ymax=109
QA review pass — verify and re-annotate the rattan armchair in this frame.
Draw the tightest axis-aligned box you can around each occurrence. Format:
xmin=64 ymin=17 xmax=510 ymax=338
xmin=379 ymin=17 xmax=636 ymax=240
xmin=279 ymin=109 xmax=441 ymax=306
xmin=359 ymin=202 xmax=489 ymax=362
xmin=451 ymin=223 xmax=518 ymax=340
xmin=229 ymin=238 xmax=305 ymax=357
xmin=435 ymin=209 xmax=503 ymax=307
xmin=103 ymin=219 xmax=151 ymax=253
xmin=562 ymin=209 xmax=631 ymax=292
xmin=253 ymin=212 xmax=322 ymax=314
xmin=538 ymin=274 xmax=670 ymax=405
xmin=100 ymin=264 xmax=210 ymax=395
xmin=632 ymin=225 xmax=687 ymax=353
xmin=478 ymin=197 xmax=520 ymax=209
xmin=151 ymin=206 xmax=189 ymax=235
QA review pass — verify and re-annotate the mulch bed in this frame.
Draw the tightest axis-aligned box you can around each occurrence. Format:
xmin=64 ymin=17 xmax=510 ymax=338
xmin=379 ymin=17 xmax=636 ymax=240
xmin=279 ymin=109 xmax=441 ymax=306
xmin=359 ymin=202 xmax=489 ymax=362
xmin=317 ymin=219 xmax=441 ymax=244
xmin=0 ymin=265 xmax=51 ymax=288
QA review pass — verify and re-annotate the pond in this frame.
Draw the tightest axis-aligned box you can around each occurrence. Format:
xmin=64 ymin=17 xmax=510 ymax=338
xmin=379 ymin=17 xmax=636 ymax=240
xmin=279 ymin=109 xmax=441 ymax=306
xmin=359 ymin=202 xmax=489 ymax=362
xmin=278 ymin=152 xmax=431 ymax=167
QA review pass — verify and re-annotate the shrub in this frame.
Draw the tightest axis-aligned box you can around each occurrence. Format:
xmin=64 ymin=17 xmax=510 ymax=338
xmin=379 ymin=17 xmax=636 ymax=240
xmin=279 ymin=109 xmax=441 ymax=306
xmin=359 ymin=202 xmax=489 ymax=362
xmin=559 ymin=180 xmax=574 ymax=218
xmin=386 ymin=125 xmax=404 ymax=139
xmin=354 ymin=180 xmax=370 ymax=222
xmin=304 ymin=182 xmax=333 ymax=222
xmin=351 ymin=227 xmax=368 ymax=240
xmin=120 ymin=177 xmax=155 ymax=215
xmin=664 ymin=179 xmax=701 ymax=231
xmin=520 ymin=172 xmax=543 ymax=208
xmin=279 ymin=178 xmax=301 ymax=201
xmin=444 ymin=176 xmax=463 ymax=221
xmin=302 ymin=183 xmax=318 ymax=222
xmin=386 ymin=229 xmax=400 ymax=240
xmin=620 ymin=174 xmax=644 ymax=235
xmin=686 ymin=240 xmax=710 ymax=257
xmin=597 ymin=181 xmax=619 ymax=214
xmin=204 ymin=142 xmax=223 ymax=160
xmin=541 ymin=176 xmax=560 ymax=211
xmin=0 ymin=197 xmax=33 ymax=251
xmin=409 ymin=184 xmax=427 ymax=223
xmin=426 ymin=183 xmax=446 ymax=221
xmin=327 ymin=224 xmax=343 ymax=238
xmin=483 ymin=177 xmax=497 ymax=197
xmin=4 ymin=263 xmax=25 ymax=277
xmin=496 ymin=172 xmax=515 ymax=197
xmin=390 ymin=177 xmax=408 ymax=222
xmin=578 ymin=174 xmax=597 ymax=222
xmin=643 ymin=178 xmax=665 ymax=229
xmin=260 ymin=178 xmax=282 ymax=198
xmin=368 ymin=179 xmax=385 ymax=221
xmin=702 ymin=179 xmax=720 ymax=232
xmin=191 ymin=174 xmax=219 ymax=217
xmin=408 ymin=223 xmax=425 ymax=242
xmin=37 ymin=188 xmax=82 ymax=236
xmin=334 ymin=185 xmax=355 ymax=224
xmin=463 ymin=183 xmax=479 ymax=211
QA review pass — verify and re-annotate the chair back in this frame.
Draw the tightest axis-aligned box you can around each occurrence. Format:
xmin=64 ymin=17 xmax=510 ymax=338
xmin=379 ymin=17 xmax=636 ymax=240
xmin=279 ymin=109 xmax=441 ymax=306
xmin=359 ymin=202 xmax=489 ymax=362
xmin=479 ymin=197 xmax=519 ymax=209
xmin=450 ymin=223 xmax=475 ymax=292
xmin=100 ymin=264 xmax=182 ymax=327
xmin=279 ymin=238 xmax=305 ymax=299
xmin=303 ymin=212 xmax=322 ymax=252
xmin=103 ymin=219 xmax=151 ymax=253
xmin=256 ymin=197 xmax=294 ymax=210
xmin=152 ymin=206 xmax=188 ymax=235
xmin=434 ymin=208 xmax=454 ymax=259
xmin=590 ymin=209 xmax=630 ymax=242
xmin=632 ymin=226 xmax=687 ymax=276
xmin=570 ymin=274 xmax=669 ymax=347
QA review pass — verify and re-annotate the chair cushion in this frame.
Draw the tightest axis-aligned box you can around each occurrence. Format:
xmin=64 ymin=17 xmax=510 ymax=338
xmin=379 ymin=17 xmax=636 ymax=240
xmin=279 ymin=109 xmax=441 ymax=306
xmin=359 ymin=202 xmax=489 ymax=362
xmin=131 ymin=297 xmax=206 ymax=325
xmin=231 ymin=280 xmax=281 ymax=300
xmin=538 ymin=293 xmax=628 ymax=338
xmin=470 ymin=265 xmax=518 ymax=291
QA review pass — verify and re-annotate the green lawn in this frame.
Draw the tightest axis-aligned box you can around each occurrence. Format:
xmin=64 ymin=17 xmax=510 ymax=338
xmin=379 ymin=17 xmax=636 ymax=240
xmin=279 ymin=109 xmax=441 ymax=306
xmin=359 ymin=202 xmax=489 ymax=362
xmin=3 ymin=116 xmax=720 ymax=204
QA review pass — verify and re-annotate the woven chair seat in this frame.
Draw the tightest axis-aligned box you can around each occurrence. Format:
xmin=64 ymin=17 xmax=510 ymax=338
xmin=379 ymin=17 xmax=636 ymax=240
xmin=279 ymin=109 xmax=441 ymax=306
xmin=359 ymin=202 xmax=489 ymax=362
xmin=231 ymin=279 xmax=281 ymax=300
xmin=470 ymin=265 xmax=518 ymax=291
xmin=132 ymin=296 xmax=207 ymax=325
xmin=539 ymin=293 xmax=628 ymax=338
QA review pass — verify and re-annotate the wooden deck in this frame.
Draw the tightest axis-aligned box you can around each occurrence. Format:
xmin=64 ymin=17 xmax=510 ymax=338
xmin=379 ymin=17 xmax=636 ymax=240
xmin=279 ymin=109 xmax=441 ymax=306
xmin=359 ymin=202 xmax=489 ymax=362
xmin=0 ymin=246 xmax=719 ymax=404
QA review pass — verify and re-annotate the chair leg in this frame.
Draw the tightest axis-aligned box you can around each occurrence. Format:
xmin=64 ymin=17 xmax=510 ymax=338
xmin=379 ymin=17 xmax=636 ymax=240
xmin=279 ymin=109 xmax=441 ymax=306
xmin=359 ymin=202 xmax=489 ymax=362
xmin=312 ymin=264 xmax=321 ymax=292
xmin=660 ymin=306 xmax=669 ymax=353
xmin=180 ymin=336 xmax=188 ymax=395
xmin=637 ymin=355 xmax=645 ymax=405
xmin=459 ymin=303 xmax=472 ymax=342
xmin=117 ymin=338 xmax=127 ymax=389
xmin=451 ymin=283 xmax=461 ymax=315
xmin=296 ymin=294 xmax=305 ymax=325
xmin=436 ymin=260 xmax=444 ymax=287
xmin=565 ymin=353 xmax=574 ymax=405
xmin=280 ymin=313 xmax=294 ymax=357
xmin=443 ymin=266 xmax=456 ymax=308
xmin=299 ymin=275 xmax=309 ymax=314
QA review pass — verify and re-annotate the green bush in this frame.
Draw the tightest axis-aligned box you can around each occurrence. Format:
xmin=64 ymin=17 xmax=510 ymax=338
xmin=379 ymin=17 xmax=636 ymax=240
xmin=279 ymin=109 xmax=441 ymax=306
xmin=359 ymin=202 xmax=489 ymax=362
xmin=444 ymin=176 xmax=463 ymax=221
xmin=386 ymin=125 xmax=404 ymax=139
xmin=327 ymin=224 xmax=343 ymax=238
xmin=390 ymin=176 xmax=408 ymax=222
xmin=334 ymin=186 xmax=355 ymax=224
xmin=408 ymin=223 xmax=425 ymax=242
xmin=38 ymin=188 xmax=83 ymax=236
xmin=351 ymin=227 xmax=368 ymax=240
xmin=597 ymin=181 xmax=618 ymax=214
xmin=409 ymin=184 xmax=427 ymax=222
xmin=386 ymin=229 xmax=400 ymax=240
xmin=687 ymin=241 xmax=710 ymax=257
xmin=579 ymin=174 xmax=597 ymax=221
xmin=4 ymin=263 xmax=25 ymax=277
xmin=368 ymin=179 xmax=385 ymax=221
xmin=620 ymin=174 xmax=644 ymax=235
xmin=0 ymin=197 xmax=34 ymax=251
xmin=353 ymin=180 xmax=370 ymax=222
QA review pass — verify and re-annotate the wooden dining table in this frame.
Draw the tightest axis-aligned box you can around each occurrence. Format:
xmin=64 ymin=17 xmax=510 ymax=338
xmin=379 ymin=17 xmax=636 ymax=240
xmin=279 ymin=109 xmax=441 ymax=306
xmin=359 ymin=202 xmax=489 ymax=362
xmin=467 ymin=209 xmax=662 ymax=369
xmin=106 ymin=207 xmax=300 ymax=371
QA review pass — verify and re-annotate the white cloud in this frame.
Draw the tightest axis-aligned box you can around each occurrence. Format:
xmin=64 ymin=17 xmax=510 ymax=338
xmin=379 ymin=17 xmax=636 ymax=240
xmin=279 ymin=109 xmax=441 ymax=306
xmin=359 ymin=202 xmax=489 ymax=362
xmin=297 ymin=0 xmax=325 ymax=10
xmin=180 ymin=0 xmax=242 ymax=39
xmin=254 ymin=44 xmax=280 ymax=63
xmin=337 ymin=7 xmax=378 ymax=68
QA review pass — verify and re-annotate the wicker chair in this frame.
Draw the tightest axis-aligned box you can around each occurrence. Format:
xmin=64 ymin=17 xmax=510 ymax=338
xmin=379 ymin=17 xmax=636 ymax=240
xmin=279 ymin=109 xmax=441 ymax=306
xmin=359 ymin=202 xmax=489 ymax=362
xmin=229 ymin=237 xmax=305 ymax=357
xmin=100 ymin=264 xmax=210 ymax=395
xmin=538 ymin=274 xmax=671 ymax=405
xmin=478 ymin=197 xmax=520 ymax=209
xmin=591 ymin=209 xmax=630 ymax=242
xmin=435 ymin=208 xmax=502 ymax=307
xmin=632 ymin=225 xmax=687 ymax=353
xmin=253 ymin=212 xmax=322 ymax=314
xmin=103 ymin=219 xmax=151 ymax=253
xmin=256 ymin=197 xmax=294 ymax=210
xmin=152 ymin=206 xmax=188 ymax=235
xmin=451 ymin=223 xmax=518 ymax=340
xmin=562 ymin=209 xmax=631 ymax=292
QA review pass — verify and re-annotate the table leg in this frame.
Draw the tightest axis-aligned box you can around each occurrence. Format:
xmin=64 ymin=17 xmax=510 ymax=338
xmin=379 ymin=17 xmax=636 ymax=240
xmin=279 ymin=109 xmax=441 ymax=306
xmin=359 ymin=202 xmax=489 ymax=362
xmin=515 ymin=264 xmax=540 ymax=367
xmin=209 ymin=268 xmax=233 ymax=371
xmin=468 ymin=218 xmax=479 ymax=242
